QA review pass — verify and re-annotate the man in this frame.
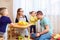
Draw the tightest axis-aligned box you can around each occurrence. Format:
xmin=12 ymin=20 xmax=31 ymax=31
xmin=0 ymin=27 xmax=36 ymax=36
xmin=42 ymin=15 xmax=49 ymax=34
xmin=31 ymin=11 xmax=53 ymax=40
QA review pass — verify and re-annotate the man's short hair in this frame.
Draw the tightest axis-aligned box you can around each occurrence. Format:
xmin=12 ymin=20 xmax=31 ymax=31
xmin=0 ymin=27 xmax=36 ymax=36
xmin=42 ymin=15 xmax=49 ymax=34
xmin=37 ymin=11 xmax=43 ymax=15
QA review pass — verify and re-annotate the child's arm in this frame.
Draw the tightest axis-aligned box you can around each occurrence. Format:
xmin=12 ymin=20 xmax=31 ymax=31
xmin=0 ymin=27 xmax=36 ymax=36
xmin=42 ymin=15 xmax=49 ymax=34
xmin=7 ymin=17 xmax=14 ymax=27
xmin=9 ymin=23 xmax=14 ymax=27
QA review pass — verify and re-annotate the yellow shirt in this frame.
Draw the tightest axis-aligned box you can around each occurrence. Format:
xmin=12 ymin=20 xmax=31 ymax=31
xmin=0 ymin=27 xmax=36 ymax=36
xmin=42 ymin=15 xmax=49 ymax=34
xmin=30 ymin=16 xmax=38 ymax=25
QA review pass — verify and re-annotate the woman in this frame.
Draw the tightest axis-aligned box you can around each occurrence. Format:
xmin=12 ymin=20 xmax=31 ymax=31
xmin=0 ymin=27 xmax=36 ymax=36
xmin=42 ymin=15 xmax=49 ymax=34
xmin=15 ymin=8 xmax=29 ymax=37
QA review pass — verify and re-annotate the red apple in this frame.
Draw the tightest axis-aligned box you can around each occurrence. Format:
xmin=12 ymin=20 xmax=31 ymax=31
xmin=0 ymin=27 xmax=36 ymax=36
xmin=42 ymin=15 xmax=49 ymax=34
xmin=57 ymin=37 xmax=60 ymax=40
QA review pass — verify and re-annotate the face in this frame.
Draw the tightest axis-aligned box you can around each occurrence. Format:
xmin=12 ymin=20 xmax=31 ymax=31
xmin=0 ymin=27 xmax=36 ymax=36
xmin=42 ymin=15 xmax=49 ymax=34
xmin=3 ymin=9 xmax=8 ymax=16
xmin=37 ymin=14 xmax=42 ymax=20
xmin=18 ymin=9 xmax=23 ymax=16
xmin=31 ymin=12 xmax=36 ymax=16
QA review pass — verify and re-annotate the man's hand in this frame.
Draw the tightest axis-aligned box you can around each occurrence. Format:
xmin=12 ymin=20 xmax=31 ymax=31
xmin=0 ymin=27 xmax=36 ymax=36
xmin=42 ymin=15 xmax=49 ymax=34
xmin=36 ymin=33 xmax=41 ymax=37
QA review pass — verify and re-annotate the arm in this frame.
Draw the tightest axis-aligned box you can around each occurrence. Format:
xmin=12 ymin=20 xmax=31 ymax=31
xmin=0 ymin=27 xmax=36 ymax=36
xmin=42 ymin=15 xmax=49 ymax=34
xmin=40 ymin=18 xmax=50 ymax=35
xmin=36 ymin=25 xmax=49 ymax=37
xmin=7 ymin=17 xmax=14 ymax=27
xmin=9 ymin=23 xmax=14 ymax=27
xmin=36 ymin=18 xmax=50 ymax=37
xmin=39 ymin=25 xmax=49 ymax=35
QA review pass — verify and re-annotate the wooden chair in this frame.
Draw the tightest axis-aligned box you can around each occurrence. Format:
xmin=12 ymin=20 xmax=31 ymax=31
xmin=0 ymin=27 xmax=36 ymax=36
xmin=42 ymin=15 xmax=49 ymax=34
xmin=0 ymin=36 xmax=3 ymax=40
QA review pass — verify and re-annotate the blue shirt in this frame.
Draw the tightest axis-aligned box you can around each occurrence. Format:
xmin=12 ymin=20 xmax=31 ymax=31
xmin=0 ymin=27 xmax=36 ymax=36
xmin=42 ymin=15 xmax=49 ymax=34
xmin=0 ymin=16 xmax=11 ymax=33
xmin=40 ymin=17 xmax=53 ymax=34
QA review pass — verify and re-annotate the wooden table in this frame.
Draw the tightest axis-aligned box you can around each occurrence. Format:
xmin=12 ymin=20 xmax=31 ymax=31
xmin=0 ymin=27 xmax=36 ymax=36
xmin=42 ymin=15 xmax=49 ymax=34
xmin=9 ymin=23 xmax=32 ymax=40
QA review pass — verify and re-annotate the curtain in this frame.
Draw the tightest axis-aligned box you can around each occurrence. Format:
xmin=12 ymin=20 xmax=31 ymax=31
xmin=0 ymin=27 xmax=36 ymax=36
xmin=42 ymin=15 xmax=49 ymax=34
xmin=13 ymin=0 xmax=60 ymax=33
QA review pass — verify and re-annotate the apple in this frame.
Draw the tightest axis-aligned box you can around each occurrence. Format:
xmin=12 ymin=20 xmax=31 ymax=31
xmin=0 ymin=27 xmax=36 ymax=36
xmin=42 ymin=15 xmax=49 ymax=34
xmin=54 ymin=34 xmax=60 ymax=39
xmin=57 ymin=37 xmax=60 ymax=40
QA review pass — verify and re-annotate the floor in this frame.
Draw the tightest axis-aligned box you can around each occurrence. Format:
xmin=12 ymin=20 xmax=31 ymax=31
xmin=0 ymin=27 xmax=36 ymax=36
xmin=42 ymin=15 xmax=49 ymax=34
xmin=0 ymin=29 xmax=32 ymax=40
xmin=0 ymin=35 xmax=32 ymax=40
xmin=0 ymin=37 xmax=32 ymax=40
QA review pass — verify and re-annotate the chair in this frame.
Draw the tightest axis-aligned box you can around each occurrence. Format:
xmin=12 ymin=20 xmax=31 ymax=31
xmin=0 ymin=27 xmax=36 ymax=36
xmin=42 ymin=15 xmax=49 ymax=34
xmin=0 ymin=32 xmax=4 ymax=40
xmin=0 ymin=35 xmax=3 ymax=40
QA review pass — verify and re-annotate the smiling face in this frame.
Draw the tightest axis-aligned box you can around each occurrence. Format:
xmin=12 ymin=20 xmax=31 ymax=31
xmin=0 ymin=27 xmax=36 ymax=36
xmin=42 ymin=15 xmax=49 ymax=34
xmin=36 ymin=11 xmax=43 ymax=20
xmin=30 ymin=11 xmax=36 ymax=17
xmin=37 ymin=14 xmax=43 ymax=20
xmin=17 ymin=8 xmax=24 ymax=16
xmin=3 ymin=9 xmax=8 ymax=16
xmin=0 ymin=8 xmax=8 ymax=16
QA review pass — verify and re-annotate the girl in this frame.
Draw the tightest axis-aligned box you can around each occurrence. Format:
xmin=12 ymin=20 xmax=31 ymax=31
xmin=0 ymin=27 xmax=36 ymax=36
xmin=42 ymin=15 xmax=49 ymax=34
xmin=0 ymin=7 xmax=13 ymax=40
xmin=15 ymin=8 xmax=29 ymax=37
xmin=29 ymin=11 xmax=38 ymax=34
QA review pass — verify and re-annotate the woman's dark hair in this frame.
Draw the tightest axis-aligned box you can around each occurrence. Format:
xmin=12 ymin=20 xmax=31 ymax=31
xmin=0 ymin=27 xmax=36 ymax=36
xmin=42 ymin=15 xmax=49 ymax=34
xmin=37 ymin=11 xmax=43 ymax=15
xmin=16 ymin=8 xmax=23 ymax=20
xmin=17 ymin=8 xmax=22 ymax=13
xmin=0 ymin=7 xmax=6 ymax=15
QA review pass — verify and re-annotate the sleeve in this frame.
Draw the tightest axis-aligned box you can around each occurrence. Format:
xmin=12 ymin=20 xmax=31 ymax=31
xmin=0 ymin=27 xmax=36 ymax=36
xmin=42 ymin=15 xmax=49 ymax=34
xmin=43 ymin=18 xmax=49 ymax=26
xmin=7 ymin=17 xmax=12 ymax=24
xmin=24 ymin=15 xmax=28 ymax=22
xmin=15 ymin=18 xmax=19 ymax=23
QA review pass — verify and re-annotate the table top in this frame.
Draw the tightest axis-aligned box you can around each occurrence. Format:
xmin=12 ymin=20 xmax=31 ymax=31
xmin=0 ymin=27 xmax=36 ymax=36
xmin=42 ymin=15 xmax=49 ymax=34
xmin=10 ymin=23 xmax=32 ymax=29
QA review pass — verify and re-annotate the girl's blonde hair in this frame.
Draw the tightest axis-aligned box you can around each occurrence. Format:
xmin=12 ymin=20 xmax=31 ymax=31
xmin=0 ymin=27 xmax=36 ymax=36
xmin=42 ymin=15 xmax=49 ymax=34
xmin=0 ymin=7 xmax=6 ymax=16
xmin=29 ymin=11 xmax=36 ymax=14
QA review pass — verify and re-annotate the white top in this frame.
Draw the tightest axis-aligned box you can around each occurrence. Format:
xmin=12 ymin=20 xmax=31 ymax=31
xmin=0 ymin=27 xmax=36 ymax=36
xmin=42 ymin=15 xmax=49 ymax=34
xmin=19 ymin=16 xmax=26 ymax=22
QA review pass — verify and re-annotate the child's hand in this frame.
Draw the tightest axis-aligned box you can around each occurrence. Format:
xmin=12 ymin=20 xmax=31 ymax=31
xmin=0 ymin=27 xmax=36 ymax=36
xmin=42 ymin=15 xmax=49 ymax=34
xmin=36 ymin=33 xmax=41 ymax=37
xmin=9 ymin=23 xmax=14 ymax=27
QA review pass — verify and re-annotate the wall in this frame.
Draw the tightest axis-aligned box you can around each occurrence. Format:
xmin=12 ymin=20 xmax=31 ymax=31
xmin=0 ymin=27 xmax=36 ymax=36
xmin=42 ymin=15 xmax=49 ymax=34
xmin=13 ymin=0 xmax=60 ymax=33
xmin=13 ymin=0 xmax=20 ymax=22
xmin=0 ymin=0 xmax=14 ymax=22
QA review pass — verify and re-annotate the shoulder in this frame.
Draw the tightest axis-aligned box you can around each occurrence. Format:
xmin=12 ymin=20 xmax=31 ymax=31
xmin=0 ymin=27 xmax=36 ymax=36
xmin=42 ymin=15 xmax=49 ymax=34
xmin=41 ymin=17 xmax=49 ymax=23
xmin=43 ymin=17 xmax=49 ymax=21
xmin=24 ymin=15 xmax=27 ymax=17
xmin=24 ymin=15 xmax=28 ymax=18
xmin=5 ymin=16 xmax=10 ymax=19
xmin=15 ymin=18 xmax=18 ymax=21
xmin=1 ymin=16 xmax=10 ymax=19
xmin=4 ymin=16 xmax=11 ymax=21
xmin=15 ymin=18 xmax=19 ymax=23
xmin=43 ymin=17 xmax=50 ymax=23
xmin=0 ymin=16 xmax=11 ymax=22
